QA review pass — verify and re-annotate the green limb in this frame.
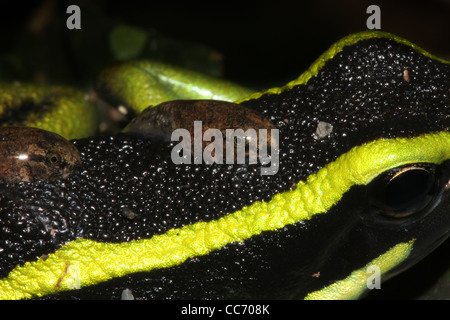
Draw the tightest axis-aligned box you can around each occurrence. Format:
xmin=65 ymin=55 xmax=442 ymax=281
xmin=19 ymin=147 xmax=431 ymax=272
xmin=94 ymin=60 xmax=254 ymax=113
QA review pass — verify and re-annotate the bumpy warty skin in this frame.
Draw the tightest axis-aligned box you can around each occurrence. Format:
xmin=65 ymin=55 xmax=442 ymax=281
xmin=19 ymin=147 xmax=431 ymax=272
xmin=0 ymin=37 xmax=448 ymax=299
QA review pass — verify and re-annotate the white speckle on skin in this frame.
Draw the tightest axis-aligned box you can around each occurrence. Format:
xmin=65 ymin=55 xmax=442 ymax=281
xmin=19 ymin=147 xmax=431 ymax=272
xmin=314 ymin=121 xmax=333 ymax=140
xmin=121 ymin=288 xmax=135 ymax=300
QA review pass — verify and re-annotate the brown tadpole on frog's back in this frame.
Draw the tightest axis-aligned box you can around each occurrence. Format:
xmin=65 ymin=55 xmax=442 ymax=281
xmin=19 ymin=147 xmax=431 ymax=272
xmin=123 ymin=99 xmax=278 ymax=161
xmin=0 ymin=127 xmax=82 ymax=183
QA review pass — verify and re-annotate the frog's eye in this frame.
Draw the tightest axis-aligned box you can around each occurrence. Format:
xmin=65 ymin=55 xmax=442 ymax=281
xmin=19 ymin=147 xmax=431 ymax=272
xmin=367 ymin=163 xmax=441 ymax=218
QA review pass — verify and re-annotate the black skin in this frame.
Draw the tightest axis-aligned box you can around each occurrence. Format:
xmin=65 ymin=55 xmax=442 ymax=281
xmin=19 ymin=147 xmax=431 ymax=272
xmin=0 ymin=37 xmax=448 ymax=299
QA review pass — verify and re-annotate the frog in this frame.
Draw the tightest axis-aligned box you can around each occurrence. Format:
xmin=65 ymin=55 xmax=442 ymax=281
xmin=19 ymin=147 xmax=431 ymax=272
xmin=0 ymin=30 xmax=448 ymax=300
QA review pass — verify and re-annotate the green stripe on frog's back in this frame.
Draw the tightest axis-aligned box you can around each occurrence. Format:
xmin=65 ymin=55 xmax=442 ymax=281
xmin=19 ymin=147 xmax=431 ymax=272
xmin=1 ymin=132 xmax=448 ymax=300
xmin=94 ymin=60 xmax=254 ymax=113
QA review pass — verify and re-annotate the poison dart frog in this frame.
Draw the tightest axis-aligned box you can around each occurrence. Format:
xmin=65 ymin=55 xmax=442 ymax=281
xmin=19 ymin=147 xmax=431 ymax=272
xmin=0 ymin=31 xmax=448 ymax=300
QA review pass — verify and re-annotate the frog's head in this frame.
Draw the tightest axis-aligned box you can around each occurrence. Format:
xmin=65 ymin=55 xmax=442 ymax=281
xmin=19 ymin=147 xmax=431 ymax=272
xmin=235 ymin=31 xmax=450 ymax=299
xmin=0 ymin=31 xmax=448 ymax=299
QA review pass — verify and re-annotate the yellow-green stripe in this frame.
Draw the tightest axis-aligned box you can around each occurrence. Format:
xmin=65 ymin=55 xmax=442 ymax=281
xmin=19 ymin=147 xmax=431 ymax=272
xmin=237 ymin=31 xmax=450 ymax=103
xmin=0 ymin=83 xmax=98 ymax=140
xmin=305 ymin=240 xmax=415 ymax=300
xmin=0 ymin=131 xmax=449 ymax=299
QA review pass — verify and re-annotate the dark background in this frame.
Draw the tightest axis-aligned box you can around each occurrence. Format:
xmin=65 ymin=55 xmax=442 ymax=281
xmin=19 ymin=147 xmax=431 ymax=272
xmin=0 ymin=0 xmax=448 ymax=300
xmin=0 ymin=0 xmax=449 ymax=89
